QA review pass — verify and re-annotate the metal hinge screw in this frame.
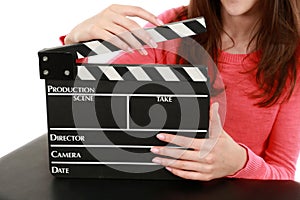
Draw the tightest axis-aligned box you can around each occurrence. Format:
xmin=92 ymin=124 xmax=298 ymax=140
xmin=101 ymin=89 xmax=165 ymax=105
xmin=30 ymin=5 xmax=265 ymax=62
xmin=43 ymin=70 xmax=49 ymax=76
xmin=43 ymin=56 xmax=48 ymax=62
xmin=64 ymin=70 xmax=70 ymax=76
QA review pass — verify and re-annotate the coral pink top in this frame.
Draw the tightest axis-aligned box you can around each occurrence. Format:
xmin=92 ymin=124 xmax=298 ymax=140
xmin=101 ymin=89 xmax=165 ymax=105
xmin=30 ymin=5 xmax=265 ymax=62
xmin=61 ymin=6 xmax=300 ymax=180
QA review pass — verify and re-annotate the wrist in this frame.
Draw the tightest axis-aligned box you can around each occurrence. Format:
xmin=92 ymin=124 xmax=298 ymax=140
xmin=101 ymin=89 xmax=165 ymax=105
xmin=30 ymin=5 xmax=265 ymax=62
xmin=234 ymin=145 xmax=248 ymax=175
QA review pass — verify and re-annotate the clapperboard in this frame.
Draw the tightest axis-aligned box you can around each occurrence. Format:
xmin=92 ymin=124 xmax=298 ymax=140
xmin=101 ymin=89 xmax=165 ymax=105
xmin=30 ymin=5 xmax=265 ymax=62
xmin=38 ymin=17 xmax=210 ymax=179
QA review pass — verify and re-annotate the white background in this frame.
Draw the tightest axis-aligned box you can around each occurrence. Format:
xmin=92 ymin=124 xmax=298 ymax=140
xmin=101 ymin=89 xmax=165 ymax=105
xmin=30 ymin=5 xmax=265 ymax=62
xmin=0 ymin=0 xmax=299 ymax=181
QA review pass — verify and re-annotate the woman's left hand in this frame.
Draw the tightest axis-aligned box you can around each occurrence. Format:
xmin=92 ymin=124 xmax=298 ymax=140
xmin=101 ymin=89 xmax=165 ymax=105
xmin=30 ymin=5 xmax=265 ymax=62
xmin=150 ymin=103 xmax=247 ymax=181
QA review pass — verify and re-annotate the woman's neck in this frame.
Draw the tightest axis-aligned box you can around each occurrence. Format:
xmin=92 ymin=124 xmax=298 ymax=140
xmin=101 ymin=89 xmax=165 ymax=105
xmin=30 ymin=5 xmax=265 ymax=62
xmin=221 ymin=6 xmax=261 ymax=54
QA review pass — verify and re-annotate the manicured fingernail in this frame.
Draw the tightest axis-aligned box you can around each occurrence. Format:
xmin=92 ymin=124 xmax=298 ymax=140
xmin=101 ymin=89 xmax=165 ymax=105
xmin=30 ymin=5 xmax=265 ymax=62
xmin=166 ymin=167 xmax=172 ymax=172
xmin=139 ymin=48 xmax=148 ymax=55
xmin=149 ymin=39 xmax=158 ymax=48
xmin=152 ymin=157 xmax=161 ymax=164
xmin=127 ymin=47 xmax=134 ymax=53
xmin=156 ymin=134 xmax=165 ymax=140
xmin=156 ymin=18 xmax=164 ymax=26
xmin=150 ymin=147 xmax=159 ymax=154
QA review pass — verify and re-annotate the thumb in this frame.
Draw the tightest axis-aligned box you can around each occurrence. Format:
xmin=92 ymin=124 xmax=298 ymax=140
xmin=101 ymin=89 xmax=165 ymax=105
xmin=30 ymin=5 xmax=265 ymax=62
xmin=198 ymin=102 xmax=222 ymax=158
xmin=209 ymin=102 xmax=223 ymax=138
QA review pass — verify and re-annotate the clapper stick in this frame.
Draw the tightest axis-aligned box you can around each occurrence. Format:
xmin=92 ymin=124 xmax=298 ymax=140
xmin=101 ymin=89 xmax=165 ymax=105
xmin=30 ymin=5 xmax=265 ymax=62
xmin=76 ymin=64 xmax=208 ymax=82
xmin=38 ymin=17 xmax=206 ymax=80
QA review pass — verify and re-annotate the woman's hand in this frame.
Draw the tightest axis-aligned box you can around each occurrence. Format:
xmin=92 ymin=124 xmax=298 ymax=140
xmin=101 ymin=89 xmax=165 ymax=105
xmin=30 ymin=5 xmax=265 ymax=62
xmin=151 ymin=103 xmax=247 ymax=181
xmin=64 ymin=4 xmax=163 ymax=55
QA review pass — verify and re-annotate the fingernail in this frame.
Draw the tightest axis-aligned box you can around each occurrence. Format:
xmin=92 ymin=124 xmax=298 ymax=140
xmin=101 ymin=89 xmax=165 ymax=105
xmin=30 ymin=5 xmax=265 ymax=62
xmin=149 ymin=39 xmax=158 ymax=48
xmin=156 ymin=18 xmax=164 ymax=26
xmin=139 ymin=48 xmax=148 ymax=55
xmin=150 ymin=147 xmax=160 ymax=154
xmin=152 ymin=157 xmax=161 ymax=164
xmin=166 ymin=167 xmax=172 ymax=172
xmin=127 ymin=47 xmax=134 ymax=53
xmin=156 ymin=134 xmax=165 ymax=140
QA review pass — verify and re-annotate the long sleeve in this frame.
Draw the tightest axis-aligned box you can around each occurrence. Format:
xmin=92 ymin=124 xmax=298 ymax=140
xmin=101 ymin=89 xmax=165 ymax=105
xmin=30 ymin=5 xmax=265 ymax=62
xmin=229 ymin=73 xmax=300 ymax=180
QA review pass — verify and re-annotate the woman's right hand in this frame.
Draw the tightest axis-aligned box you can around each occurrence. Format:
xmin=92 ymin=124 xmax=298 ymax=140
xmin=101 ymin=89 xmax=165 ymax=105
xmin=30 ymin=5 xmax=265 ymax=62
xmin=64 ymin=4 xmax=164 ymax=55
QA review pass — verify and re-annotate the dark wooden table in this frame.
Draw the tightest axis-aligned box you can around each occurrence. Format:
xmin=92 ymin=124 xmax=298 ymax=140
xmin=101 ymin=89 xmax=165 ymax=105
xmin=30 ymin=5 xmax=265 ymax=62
xmin=0 ymin=134 xmax=299 ymax=200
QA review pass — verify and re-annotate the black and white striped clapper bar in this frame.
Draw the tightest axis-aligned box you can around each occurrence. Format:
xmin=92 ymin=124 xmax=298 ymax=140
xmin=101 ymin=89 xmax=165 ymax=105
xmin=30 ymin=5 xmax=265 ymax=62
xmin=38 ymin=17 xmax=210 ymax=179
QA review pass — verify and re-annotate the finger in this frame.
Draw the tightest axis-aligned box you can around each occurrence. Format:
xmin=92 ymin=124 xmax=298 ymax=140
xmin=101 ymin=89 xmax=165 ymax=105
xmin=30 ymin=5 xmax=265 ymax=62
xmin=104 ymin=23 xmax=148 ymax=55
xmin=131 ymin=28 xmax=158 ymax=48
xmin=156 ymin=134 xmax=203 ymax=150
xmin=166 ymin=167 xmax=213 ymax=181
xmin=150 ymin=147 xmax=202 ymax=162
xmin=112 ymin=14 xmax=157 ymax=49
xmin=110 ymin=4 xmax=164 ymax=26
xmin=152 ymin=157 xmax=213 ymax=173
xmin=83 ymin=25 xmax=131 ymax=52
